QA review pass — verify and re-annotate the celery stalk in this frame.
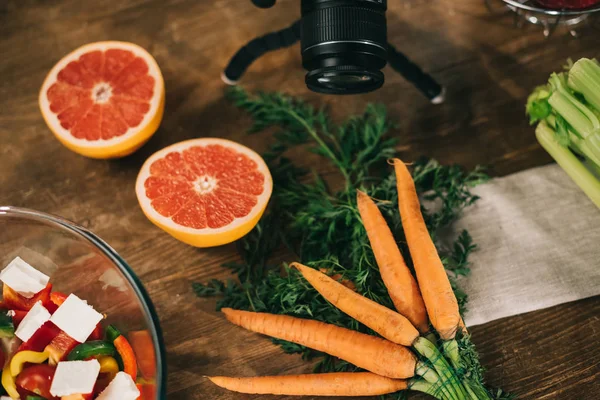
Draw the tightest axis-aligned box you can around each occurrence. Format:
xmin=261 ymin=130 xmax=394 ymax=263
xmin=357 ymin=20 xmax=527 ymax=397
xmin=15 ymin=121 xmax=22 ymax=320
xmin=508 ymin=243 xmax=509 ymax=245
xmin=568 ymin=58 xmax=600 ymax=112
xmin=546 ymin=110 xmax=600 ymax=167
xmin=549 ymin=73 xmax=600 ymax=133
xmin=569 ymin=134 xmax=600 ymax=167
xmin=536 ymin=122 xmax=600 ymax=208
xmin=546 ymin=72 xmax=600 ymax=170
xmin=548 ymin=93 xmax=595 ymax=136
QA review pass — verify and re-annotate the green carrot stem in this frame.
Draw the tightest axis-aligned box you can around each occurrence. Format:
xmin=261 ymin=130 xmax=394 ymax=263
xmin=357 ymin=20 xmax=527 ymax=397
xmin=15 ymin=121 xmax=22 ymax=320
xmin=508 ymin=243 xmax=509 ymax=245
xmin=415 ymin=361 xmax=440 ymax=384
xmin=425 ymin=332 xmax=438 ymax=344
xmin=413 ymin=337 xmax=466 ymax=400
xmin=409 ymin=378 xmax=450 ymax=400
xmin=462 ymin=379 xmax=493 ymax=400
xmin=463 ymin=381 xmax=481 ymax=400
xmin=416 ymin=361 xmax=456 ymax=400
xmin=442 ymin=340 xmax=461 ymax=371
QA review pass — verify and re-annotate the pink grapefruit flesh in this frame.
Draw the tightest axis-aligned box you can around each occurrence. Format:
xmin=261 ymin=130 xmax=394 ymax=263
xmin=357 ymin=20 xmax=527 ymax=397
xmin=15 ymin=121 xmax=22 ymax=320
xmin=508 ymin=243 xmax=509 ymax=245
xmin=39 ymin=41 xmax=164 ymax=159
xmin=136 ymin=138 xmax=272 ymax=247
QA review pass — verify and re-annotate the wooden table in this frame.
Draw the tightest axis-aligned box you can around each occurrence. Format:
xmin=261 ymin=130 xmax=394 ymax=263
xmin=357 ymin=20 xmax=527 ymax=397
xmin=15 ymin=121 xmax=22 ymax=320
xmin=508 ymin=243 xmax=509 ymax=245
xmin=1 ymin=0 xmax=599 ymax=398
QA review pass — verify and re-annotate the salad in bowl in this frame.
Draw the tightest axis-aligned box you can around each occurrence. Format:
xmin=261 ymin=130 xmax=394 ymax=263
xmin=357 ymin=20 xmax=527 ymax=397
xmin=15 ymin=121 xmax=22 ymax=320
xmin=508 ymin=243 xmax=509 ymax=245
xmin=0 ymin=207 xmax=165 ymax=399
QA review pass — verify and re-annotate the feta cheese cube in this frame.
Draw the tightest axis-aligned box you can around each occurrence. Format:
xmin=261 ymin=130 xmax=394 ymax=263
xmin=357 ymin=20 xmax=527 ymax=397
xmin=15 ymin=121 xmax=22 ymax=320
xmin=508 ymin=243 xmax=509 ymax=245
xmin=15 ymin=301 xmax=51 ymax=342
xmin=0 ymin=396 xmax=13 ymax=400
xmin=0 ymin=257 xmax=50 ymax=298
xmin=49 ymin=294 xmax=103 ymax=343
xmin=50 ymin=359 xmax=101 ymax=397
xmin=96 ymin=371 xmax=140 ymax=400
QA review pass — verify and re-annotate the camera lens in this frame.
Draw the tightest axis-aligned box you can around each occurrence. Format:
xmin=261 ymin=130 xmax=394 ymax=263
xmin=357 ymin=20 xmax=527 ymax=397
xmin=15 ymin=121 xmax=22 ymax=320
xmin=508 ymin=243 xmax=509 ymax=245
xmin=301 ymin=0 xmax=387 ymax=95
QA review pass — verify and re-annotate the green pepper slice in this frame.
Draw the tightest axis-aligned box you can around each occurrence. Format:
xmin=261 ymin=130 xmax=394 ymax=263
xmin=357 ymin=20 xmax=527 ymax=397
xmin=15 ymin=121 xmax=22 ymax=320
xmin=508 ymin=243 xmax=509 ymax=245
xmin=67 ymin=340 xmax=116 ymax=361
xmin=0 ymin=311 xmax=15 ymax=339
xmin=106 ymin=325 xmax=121 ymax=342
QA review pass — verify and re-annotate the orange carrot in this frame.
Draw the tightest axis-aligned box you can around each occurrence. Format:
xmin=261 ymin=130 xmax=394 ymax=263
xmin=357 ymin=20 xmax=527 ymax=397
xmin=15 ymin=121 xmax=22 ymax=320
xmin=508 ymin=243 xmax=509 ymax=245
xmin=292 ymin=262 xmax=419 ymax=346
xmin=221 ymin=308 xmax=416 ymax=379
xmin=393 ymin=159 xmax=460 ymax=340
xmin=458 ymin=316 xmax=469 ymax=336
xmin=319 ymin=268 xmax=356 ymax=291
xmin=356 ymin=190 xmax=429 ymax=333
xmin=208 ymin=372 xmax=408 ymax=396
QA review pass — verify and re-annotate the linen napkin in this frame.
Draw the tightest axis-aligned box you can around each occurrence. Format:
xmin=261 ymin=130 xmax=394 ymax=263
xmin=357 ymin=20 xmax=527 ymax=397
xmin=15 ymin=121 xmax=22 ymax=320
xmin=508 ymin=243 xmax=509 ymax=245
xmin=450 ymin=164 xmax=600 ymax=327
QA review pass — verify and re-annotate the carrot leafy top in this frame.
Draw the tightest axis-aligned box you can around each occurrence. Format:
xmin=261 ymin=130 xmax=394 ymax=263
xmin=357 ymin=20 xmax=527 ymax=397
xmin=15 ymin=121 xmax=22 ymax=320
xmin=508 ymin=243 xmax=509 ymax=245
xmin=194 ymin=87 xmax=509 ymax=399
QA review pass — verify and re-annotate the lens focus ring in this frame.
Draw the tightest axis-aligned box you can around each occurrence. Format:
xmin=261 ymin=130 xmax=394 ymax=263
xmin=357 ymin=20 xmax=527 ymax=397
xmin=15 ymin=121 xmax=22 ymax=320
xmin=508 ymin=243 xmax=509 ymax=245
xmin=301 ymin=6 xmax=387 ymax=52
xmin=301 ymin=0 xmax=388 ymax=95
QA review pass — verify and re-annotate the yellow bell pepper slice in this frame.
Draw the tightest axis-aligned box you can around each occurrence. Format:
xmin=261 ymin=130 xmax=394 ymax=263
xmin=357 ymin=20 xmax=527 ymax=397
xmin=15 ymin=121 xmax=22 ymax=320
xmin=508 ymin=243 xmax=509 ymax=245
xmin=10 ymin=350 xmax=50 ymax=376
xmin=1 ymin=364 xmax=19 ymax=399
xmin=98 ymin=355 xmax=119 ymax=381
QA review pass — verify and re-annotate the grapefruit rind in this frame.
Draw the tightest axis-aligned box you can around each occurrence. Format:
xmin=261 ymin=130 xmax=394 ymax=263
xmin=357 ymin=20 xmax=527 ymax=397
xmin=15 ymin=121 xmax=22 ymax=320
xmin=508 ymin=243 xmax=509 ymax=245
xmin=39 ymin=41 xmax=165 ymax=159
xmin=135 ymin=138 xmax=273 ymax=248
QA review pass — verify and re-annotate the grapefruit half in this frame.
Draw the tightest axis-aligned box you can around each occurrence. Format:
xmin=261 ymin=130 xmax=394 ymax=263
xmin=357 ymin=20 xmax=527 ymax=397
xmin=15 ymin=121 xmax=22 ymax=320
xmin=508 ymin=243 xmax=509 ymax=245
xmin=39 ymin=41 xmax=165 ymax=159
xmin=135 ymin=138 xmax=273 ymax=247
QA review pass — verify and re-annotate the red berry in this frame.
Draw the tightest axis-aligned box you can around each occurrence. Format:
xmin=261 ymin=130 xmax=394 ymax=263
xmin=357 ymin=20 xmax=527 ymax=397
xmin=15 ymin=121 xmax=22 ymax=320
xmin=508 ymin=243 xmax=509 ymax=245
xmin=535 ymin=0 xmax=600 ymax=9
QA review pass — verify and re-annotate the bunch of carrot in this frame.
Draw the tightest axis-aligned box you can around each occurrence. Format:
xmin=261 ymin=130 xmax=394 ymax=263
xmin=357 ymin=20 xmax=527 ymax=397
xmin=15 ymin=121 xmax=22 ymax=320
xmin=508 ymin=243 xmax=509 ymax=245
xmin=207 ymin=159 xmax=492 ymax=399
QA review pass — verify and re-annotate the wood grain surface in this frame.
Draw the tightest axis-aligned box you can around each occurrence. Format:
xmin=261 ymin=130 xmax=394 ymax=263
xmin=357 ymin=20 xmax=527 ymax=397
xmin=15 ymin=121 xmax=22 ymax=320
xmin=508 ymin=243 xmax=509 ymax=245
xmin=1 ymin=0 xmax=599 ymax=399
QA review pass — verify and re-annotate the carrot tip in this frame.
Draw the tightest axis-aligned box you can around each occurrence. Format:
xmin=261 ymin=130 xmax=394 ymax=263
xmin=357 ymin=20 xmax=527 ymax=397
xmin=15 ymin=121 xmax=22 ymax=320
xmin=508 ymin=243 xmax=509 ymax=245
xmin=388 ymin=158 xmax=414 ymax=166
xmin=221 ymin=307 xmax=234 ymax=316
xmin=289 ymin=262 xmax=302 ymax=270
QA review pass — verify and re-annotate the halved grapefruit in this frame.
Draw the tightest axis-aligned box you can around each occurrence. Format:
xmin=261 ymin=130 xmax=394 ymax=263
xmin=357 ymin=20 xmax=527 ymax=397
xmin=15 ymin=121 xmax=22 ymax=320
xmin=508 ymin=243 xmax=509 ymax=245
xmin=135 ymin=138 xmax=273 ymax=247
xmin=39 ymin=41 xmax=164 ymax=159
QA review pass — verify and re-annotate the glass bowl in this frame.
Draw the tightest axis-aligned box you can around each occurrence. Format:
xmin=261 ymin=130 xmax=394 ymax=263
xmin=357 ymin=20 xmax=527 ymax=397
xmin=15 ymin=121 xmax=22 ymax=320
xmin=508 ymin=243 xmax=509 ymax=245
xmin=0 ymin=206 xmax=166 ymax=399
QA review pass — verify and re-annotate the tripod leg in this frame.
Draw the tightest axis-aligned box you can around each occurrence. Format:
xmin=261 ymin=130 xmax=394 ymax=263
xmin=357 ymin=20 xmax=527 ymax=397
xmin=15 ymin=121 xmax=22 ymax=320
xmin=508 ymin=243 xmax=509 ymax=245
xmin=387 ymin=43 xmax=445 ymax=104
xmin=222 ymin=20 xmax=301 ymax=85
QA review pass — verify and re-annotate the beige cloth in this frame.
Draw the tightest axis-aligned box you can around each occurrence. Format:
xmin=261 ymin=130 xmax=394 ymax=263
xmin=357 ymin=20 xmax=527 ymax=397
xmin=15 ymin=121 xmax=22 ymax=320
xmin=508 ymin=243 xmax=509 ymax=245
xmin=452 ymin=164 xmax=600 ymax=327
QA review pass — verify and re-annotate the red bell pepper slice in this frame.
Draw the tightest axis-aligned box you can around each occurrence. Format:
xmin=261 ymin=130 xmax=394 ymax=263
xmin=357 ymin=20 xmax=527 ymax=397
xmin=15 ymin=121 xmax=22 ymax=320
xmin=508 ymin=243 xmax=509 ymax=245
xmin=106 ymin=325 xmax=138 ymax=379
xmin=50 ymin=291 xmax=68 ymax=307
xmin=3 ymin=283 xmax=52 ymax=312
xmin=10 ymin=310 xmax=28 ymax=327
xmin=89 ymin=323 xmax=103 ymax=341
xmin=114 ymin=335 xmax=137 ymax=379
xmin=61 ymin=394 xmax=93 ymax=400
xmin=45 ymin=301 xmax=59 ymax=315
xmin=18 ymin=321 xmax=61 ymax=352
xmin=45 ymin=331 xmax=80 ymax=364
xmin=93 ymin=375 xmax=112 ymax=396
xmin=15 ymin=363 xmax=58 ymax=400
xmin=128 ymin=330 xmax=156 ymax=379
xmin=136 ymin=382 xmax=156 ymax=400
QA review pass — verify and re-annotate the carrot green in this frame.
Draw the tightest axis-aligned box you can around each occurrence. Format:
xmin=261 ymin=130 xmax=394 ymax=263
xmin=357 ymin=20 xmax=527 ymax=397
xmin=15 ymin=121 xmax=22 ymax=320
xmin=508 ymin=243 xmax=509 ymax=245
xmin=195 ymin=87 xmax=510 ymax=399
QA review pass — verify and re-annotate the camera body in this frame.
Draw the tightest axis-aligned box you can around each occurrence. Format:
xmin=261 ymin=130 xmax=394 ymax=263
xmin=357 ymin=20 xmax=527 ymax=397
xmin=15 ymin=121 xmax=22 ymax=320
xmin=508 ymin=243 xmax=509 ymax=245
xmin=235 ymin=0 xmax=442 ymax=100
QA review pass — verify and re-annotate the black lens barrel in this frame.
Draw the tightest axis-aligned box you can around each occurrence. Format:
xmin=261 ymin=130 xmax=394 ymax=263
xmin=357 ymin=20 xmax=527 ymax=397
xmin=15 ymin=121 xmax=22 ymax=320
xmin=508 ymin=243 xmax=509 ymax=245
xmin=301 ymin=0 xmax=388 ymax=94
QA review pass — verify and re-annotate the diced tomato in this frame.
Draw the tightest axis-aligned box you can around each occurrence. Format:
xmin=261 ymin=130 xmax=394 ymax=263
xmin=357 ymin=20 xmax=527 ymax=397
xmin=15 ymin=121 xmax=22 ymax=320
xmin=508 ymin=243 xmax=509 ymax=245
xmin=50 ymin=291 xmax=68 ymax=307
xmin=15 ymin=363 xmax=58 ymax=400
xmin=3 ymin=283 xmax=52 ymax=311
xmin=18 ymin=321 xmax=61 ymax=352
xmin=128 ymin=330 xmax=156 ymax=379
xmin=89 ymin=323 xmax=103 ymax=341
xmin=11 ymin=310 xmax=28 ymax=327
xmin=45 ymin=331 xmax=80 ymax=364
